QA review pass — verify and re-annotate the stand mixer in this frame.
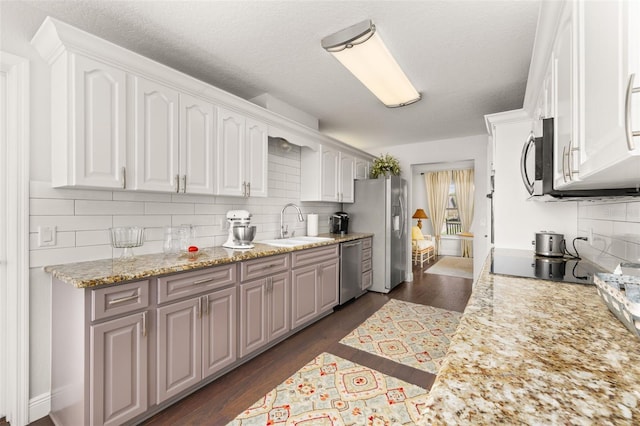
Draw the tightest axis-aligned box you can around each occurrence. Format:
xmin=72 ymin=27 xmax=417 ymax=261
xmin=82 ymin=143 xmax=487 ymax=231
xmin=223 ymin=210 xmax=256 ymax=249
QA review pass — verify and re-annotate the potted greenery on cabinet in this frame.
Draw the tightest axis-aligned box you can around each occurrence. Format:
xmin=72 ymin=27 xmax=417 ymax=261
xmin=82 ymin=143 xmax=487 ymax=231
xmin=370 ymin=154 xmax=401 ymax=178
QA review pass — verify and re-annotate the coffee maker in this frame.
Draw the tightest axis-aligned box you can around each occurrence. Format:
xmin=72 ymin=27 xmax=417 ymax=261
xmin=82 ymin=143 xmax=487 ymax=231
xmin=329 ymin=212 xmax=349 ymax=235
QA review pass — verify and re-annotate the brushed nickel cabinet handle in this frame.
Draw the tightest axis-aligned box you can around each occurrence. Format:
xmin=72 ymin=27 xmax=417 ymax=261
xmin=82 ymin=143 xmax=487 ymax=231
xmin=203 ymin=295 xmax=209 ymax=316
xmin=108 ymin=293 xmax=138 ymax=305
xmin=193 ymin=277 xmax=214 ymax=285
xmin=121 ymin=166 xmax=126 ymax=189
xmin=142 ymin=311 xmax=147 ymax=337
xmin=247 ymin=182 xmax=251 ymax=197
xmin=182 ymin=175 xmax=187 ymax=193
xmin=175 ymin=174 xmax=180 ymax=193
xmin=562 ymin=145 xmax=568 ymax=183
xmin=625 ymin=73 xmax=640 ymax=151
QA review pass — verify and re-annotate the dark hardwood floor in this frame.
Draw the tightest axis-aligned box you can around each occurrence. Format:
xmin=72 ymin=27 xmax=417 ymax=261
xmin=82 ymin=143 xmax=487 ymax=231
xmin=29 ymin=256 xmax=472 ymax=426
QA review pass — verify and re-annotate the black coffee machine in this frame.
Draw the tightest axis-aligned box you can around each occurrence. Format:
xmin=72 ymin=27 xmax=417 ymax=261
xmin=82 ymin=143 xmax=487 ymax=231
xmin=330 ymin=212 xmax=349 ymax=235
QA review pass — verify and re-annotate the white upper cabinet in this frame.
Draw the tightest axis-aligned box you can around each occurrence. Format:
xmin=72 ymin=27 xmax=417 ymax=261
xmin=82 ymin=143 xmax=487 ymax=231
xmin=301 ymin=145 xmax=363 ymax=203
xmin=50 ymin=53 xmax=127 ymax=189
xmin=130 ymin=76 xmax=180 ymax=192
xmin=179 ymin=93 xmax=216 ymax=195
xmin=339 ymin=152 xmax=355 ymax=203
xmin=552 ymin=0 xmax=640 ymax=190
xmin=355 ymin=158 xmax=370 ymax=180
xmin=215 ymin=108 xmax=267 ymax=197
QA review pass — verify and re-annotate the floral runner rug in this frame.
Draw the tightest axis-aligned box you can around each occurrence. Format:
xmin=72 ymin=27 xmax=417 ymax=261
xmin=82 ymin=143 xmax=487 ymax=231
xmin=339 ymin=299 xmax=462 ymax=374
xmin=227 ymin=352 xmax=428 ymax=425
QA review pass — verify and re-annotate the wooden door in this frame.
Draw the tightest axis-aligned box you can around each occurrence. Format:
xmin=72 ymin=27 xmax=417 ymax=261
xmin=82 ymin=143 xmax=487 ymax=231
xmin=245 ymin=118 xmax=268 ymax=197
xmin=179 ymin=93 xmax=215 ymax=194
xmin=290 ymin=265 xmax=318 ymax=329
xmin=239 ymin=279 xmax=267 ymax=357
xmin=267 ymin=272 xmax=290 ymax=341
xmin=216 ymin=107 xmax=245 ymax=196
xmin=202 ymin=287 xmax=237 ymax=379
xmin=318 ymin=259 xmax=339 ymax=313
xmin=339 ymin=152 xmax=355 ymax=203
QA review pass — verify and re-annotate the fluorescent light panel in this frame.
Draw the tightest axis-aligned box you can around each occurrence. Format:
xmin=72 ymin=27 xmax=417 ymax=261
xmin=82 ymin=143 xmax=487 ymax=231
xmin=322 ymin=20 xmax=421 ymax=108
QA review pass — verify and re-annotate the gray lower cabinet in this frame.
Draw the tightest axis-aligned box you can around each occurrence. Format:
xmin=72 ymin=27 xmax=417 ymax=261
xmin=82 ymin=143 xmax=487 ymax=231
xmin=291 ymin=245 xmax=339 ymax=329
xmin=90 ymin=311 xmax=148 ymax=426
xmin=156 ymin=265 xmax=237 ymax=403
xmin=238 ymin=254 xmax=291 ymax=358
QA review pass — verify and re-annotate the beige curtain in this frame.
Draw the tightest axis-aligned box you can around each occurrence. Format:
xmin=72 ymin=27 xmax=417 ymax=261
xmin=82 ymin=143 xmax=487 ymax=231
xmin=425 ymin=171 xmax=451 ymax=255
xmin=453 ymin=169 xmax=475 ymax=257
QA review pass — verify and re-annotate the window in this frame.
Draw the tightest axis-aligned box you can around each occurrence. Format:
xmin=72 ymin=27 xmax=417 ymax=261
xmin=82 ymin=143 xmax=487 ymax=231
xmin=443 ymin=181 xmax=461 ymax=235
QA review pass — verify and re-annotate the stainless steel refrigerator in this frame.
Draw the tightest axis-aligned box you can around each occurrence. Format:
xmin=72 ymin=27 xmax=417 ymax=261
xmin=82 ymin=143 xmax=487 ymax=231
xmin=344 ymin=176 xmax=407 ymax=293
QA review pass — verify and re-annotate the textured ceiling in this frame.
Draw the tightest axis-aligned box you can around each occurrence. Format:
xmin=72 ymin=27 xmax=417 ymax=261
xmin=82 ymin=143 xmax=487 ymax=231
xmin=13 ymin=0 xmax=540 ymax=151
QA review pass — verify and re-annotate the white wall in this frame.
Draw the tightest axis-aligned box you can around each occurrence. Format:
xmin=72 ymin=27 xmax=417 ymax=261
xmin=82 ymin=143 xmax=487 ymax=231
xmin=1 ymin=2 xmax=342 ymax=415
xmin=381 ymin=134 xmax=489 ymax=282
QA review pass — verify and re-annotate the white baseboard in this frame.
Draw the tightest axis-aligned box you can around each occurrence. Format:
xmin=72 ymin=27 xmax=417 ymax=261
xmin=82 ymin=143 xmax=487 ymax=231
xmin=29 ymin=392 xmax=50 ymax=423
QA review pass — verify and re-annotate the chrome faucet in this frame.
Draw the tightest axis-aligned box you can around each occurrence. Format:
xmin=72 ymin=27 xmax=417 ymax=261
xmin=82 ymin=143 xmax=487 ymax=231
xmin=280 ymin=203 xmax=304 ymax=239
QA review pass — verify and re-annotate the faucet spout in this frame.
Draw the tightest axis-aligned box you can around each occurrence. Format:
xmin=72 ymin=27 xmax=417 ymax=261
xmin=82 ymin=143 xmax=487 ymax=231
xmin=280 ymin=203 xmax=304 ymax=239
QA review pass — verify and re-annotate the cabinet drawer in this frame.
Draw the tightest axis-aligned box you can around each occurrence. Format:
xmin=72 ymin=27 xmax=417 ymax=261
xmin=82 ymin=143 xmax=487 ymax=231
xmin=362 ymin=258 xmax=372 ymax=273
xmin=362 ymin=247 xmax=372 ymax=261
xmin=362 ymin=270 xmax=372 ymax=291
xmin=291 ymin=245 xmax=339 ymax=268
xmin=157 ymin=264 xmax=236 ymax=304
xmin=362 ymin=238 xmax=372 ymax=249
xmin=240 ymin=254 xmax=289 ymax=282
xmin=91 ymin=280 xmax=150 ymax=322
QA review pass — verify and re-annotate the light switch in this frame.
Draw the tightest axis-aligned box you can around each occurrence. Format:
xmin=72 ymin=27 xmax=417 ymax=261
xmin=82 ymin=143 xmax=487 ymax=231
xmin=38 ymin=226 xmax=56 ymax=247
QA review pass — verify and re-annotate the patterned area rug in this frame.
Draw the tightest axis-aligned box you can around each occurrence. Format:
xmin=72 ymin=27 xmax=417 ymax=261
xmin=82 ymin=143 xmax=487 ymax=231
xmin=425 ymin=256 xmax=473 ymax=279
xmin=339 ymin=299 xmax=461 ymax=374
xmin=227 ymin=352 xmax=428 ymax=425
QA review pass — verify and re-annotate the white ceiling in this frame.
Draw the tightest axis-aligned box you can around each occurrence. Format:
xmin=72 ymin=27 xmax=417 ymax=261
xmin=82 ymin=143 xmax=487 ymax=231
xmin=15 ymin=0 xmax=540 ymax=151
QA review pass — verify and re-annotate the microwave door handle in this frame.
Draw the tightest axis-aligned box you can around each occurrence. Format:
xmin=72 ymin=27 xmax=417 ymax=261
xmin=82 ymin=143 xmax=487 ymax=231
xmin=520 ymin=132 xmax=535 ymax=195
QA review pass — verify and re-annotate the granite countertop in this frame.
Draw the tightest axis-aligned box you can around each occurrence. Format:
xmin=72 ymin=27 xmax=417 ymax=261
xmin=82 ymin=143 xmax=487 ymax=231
xmin=420 ymin=256 xmax=640 ymax=424
xmin=44 ymin=233 xmax=372 ymax=289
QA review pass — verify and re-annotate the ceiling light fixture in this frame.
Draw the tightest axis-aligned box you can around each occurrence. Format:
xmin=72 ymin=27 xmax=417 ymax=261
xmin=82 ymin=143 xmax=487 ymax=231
xmin=321 ymin=19 xmax=421 ymax=108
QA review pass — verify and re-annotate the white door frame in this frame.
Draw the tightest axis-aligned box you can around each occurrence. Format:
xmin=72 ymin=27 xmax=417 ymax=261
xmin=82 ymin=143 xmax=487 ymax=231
xmin=0 ymin=51 xmax=30 ymax=426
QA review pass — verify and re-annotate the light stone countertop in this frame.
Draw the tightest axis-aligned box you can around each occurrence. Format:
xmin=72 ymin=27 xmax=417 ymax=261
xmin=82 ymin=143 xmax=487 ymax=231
xmin=420 ymin=254 xmax=640 ymax=425
xmin=44 ymin=233 xmax=372 ymax=288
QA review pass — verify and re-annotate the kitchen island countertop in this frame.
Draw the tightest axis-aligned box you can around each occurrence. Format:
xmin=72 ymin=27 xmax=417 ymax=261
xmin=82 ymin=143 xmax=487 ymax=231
xmin=420 ymin=255 xmax=640 ymax=424
xmin=44 ymin=232 xmax=372 ymax=289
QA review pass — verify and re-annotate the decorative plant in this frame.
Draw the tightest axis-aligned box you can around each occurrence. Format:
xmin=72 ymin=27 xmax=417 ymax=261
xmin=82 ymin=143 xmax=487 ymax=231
xmin=370 ymin=153 xmax=401 ymax=178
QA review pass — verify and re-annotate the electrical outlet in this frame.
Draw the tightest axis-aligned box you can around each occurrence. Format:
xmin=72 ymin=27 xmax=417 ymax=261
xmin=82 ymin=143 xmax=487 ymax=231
xmin=38 ymin=226 xmax=56 ymax=247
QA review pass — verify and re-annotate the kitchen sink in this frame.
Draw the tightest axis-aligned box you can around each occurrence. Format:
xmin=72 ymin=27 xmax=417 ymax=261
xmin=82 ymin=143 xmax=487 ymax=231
xmin=258 ymin=236 xmax=334 ymax=248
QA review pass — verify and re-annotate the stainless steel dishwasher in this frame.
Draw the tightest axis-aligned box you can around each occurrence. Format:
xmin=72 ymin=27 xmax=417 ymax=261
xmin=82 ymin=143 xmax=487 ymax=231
xmin=339 ymin=240 xmax=363 ymax=305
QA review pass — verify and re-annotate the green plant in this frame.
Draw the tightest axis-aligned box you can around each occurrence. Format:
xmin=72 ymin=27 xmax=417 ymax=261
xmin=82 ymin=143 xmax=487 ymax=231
xmin=370 ymin=153 xmax=401 ymax=178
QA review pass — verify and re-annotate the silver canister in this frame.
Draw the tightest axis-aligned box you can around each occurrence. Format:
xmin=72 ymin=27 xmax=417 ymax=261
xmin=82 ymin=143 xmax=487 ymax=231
xmin=533 ymin=231 xmax=565 ymax=257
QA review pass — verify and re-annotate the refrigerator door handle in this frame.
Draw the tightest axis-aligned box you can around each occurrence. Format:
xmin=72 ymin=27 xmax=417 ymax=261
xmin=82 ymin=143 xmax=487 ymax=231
xmin=399 ymin=195 xmax=406 ymax=237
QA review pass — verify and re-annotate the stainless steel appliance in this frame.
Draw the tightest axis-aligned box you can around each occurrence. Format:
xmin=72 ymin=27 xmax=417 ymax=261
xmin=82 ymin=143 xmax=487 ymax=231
xmin=533 ymin=231 xmax=565 ymax=257
xmin=223 ymin=210 xmax=256 ymax=249
xmin=329 ymin=212 xmax=349 ymax=235
xmin=339 ymin=240 xmax=363 ymax=304
xmin=344 ymin=176 xmax=407 ymax=293
xmin=520 ymin=118 xmax=638 ymax=198
xmin=491 ymin=248 xmax=600 ymax=285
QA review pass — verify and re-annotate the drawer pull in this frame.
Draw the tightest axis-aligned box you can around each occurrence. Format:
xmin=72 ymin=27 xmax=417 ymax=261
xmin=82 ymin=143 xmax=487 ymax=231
xmin=193 ymin=277 xmax=215 ymax=285
xmin=108 ymin=294 xmax=139 ymax=305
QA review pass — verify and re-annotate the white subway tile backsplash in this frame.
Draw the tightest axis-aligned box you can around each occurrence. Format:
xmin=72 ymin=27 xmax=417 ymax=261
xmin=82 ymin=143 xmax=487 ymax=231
xmin=75 ymin=200 xmax=144 ymax=216
xmin=112 ymin=215 xmax=172 ymax=228
xmin=30 ymin=199 xmax=75 ymax=216
xmin=30 ymin=245 xmax=112 ymax=268
xmin=30 ymin=181 xmax=112 ymax=200
xmin=113 ymin=191 xmax=172 ymax=202
xmin=29 ymin=231 xmax=76 ymax=250
xmin=144 ymin=202 xmax=194 ymax=215
xmin=30 ymin=215 xmax=113 ymax=233
xmin=578 ymin=199 xmax=640 ymax=271
xmin=75 ymin=230 xmax=111 ymax=247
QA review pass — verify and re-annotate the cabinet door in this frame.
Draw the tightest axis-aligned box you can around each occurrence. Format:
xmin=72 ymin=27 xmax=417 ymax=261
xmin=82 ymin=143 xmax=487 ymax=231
xmin=216 ymin=107 xmax=246 ymax=196
xmin=291 ymin=265 xmax=319 ymax=329
xmin=132 ymin=76 xmax=180 ymax=192
xmin=339 ymin=153 xmax=355 ymax=203
xmin=71 ymin=54 xmax=127 ymax=189
xmin=267 ymin=272 xmax=290 ymax=341
xmin=157 ymin=298 xmax=202 ymax=403
xmin=355 ymin=159 xmax=370 ymax=180
xmin=320 ymin=147 xmax=339 ymax=201
xmin=202 ymin=287 xmax=237 ymax=379
xmin=553 ymin=3 xmax=577 ymax=189
xmin=179 ymin=93 xmax=215 ymax=194
xmin=245 ymin=118 xmax=268 ymax=197
xmin=578 ymin=0 xmax=640 ymax=180
xmin=90 ymin=312 xmax=147 ymax=426
xmin=318 ymin=259 xmax=339 ymax=313
xmin=239 ymin=279 xmax=267 ymax=357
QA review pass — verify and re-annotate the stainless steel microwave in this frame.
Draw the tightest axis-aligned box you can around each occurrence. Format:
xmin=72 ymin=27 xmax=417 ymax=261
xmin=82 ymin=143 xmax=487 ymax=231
xmin=520 ymin=118 xmax=639 ymax=199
